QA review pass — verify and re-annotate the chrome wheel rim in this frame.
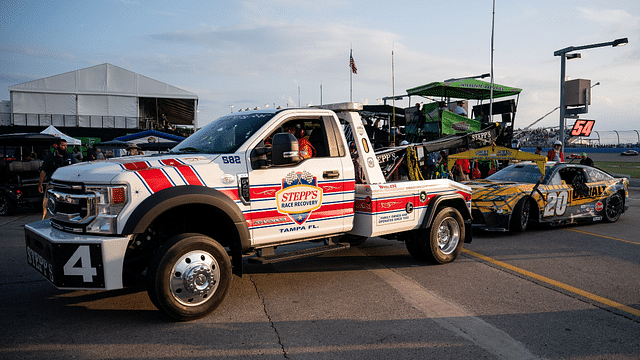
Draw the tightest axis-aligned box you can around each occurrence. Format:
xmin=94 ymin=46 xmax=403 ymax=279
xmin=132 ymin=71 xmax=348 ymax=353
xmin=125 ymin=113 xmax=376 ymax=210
xmin=437 ymin=217 xmax=461 ymax=255
xmin=170 ymin=250 xmax=220 ymax=306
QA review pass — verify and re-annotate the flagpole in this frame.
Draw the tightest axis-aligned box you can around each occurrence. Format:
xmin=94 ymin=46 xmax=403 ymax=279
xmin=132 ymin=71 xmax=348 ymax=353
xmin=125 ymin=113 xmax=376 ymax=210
xmin=350 ymin=47 xmax=353 ymax=102
xmin=392 ymin=48 xmax=395 ymax=146
xmin=489 ymin=0 xmax=495 ymax=121
xmin=349 ymin=46 xmax=357 ymax=102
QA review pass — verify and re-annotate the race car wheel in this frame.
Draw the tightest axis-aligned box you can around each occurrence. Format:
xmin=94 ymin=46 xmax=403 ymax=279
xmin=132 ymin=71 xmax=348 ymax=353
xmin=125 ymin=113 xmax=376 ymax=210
xmin=603 ymin=193 xmax=623 ymax=223
xmin=510 ymin=197 xmax=531 ymax=232
xmin=0 ymin=193 xmax=16 ymax=216
xmin=146 ymin=233 xmax=232 ymax=321
xmin=406 ymin=207 xmax=465 ymax=264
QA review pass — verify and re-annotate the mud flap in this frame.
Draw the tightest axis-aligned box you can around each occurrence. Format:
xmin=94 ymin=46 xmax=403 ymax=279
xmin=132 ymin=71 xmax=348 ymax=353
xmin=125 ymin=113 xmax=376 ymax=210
xmin=464 ymin=219 xmax=473 ymax=243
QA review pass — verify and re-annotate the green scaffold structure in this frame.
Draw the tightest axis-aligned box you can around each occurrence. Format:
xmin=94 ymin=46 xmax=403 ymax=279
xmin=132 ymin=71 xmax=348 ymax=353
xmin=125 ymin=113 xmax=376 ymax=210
xmin=404 ymin=78 xmax=522 ymax=143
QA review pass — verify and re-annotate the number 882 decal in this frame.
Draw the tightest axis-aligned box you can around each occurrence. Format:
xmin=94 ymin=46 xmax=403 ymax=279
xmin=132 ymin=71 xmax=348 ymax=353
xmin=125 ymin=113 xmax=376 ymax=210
xmin=544 ymin=190 xmax=569 ymax=217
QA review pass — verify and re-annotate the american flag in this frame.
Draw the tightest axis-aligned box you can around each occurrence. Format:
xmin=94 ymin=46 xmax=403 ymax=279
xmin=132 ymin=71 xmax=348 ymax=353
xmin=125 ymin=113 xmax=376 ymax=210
xmin=350 ymin=50 xmax=357 ymax=74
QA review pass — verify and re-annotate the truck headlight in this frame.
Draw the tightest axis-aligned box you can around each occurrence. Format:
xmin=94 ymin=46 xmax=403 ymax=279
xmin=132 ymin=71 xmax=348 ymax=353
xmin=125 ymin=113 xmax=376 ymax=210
xmin=85 ymin=185 xmax=128 ymax=234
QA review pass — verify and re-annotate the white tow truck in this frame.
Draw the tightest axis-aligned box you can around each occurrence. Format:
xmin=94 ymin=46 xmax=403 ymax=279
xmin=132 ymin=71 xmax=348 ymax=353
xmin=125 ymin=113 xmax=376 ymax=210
xmin=25 ymin=103 xmax=472 ymax=320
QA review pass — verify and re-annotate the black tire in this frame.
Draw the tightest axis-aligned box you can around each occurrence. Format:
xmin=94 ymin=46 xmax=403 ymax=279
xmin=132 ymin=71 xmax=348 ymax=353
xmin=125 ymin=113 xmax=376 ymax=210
xmin=405 ymin=230 xmax=428 ymax=262
xmin=0 ymin=193 xmax=16 ymax=216
xmin=510 ymin=197 xmax=531 ymax=232
xmin=146 ymin=233 xmax=232 ymax=321
xmin=603 ymin=192 xmax=623 ymax=223
xmin=405 ymin=207 xmax=465 ymax=264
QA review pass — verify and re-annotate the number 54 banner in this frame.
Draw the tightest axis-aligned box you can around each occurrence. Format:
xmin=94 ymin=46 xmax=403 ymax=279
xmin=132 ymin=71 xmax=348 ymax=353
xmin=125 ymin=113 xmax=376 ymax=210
xmin=571 ymin=120 xmax=595 ymax=137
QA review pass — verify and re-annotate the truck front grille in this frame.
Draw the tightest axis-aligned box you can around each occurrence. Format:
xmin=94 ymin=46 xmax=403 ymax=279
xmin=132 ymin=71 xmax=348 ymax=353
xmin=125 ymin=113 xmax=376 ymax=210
xmin=47 ymin=181 xmax=96 ymax=231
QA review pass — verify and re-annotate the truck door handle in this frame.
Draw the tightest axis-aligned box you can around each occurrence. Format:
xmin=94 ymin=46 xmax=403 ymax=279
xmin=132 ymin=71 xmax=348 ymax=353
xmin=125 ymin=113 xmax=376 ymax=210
xmin=323 ymin=170 xmax=340 ymax=179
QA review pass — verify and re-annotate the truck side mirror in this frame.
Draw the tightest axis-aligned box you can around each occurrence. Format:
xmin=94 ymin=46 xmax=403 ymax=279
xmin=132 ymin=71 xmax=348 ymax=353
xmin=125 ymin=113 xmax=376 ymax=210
xmin=272 ymin=132 xmax=299 ymax=165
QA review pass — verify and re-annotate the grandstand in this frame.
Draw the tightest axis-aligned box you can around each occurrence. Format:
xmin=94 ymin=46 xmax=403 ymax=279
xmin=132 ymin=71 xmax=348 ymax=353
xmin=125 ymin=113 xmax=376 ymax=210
xmin=514 ymin=127 xmax=640 ymax=148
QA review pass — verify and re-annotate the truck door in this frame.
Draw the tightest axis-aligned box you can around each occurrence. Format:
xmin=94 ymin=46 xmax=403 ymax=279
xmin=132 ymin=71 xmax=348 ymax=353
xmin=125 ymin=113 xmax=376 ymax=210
xmin=247 ymin=115 xmax=354 ymax=246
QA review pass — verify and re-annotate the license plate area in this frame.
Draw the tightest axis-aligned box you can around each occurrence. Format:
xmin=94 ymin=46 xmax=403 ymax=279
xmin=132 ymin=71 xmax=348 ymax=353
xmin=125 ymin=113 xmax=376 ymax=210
xmin=25 ymin=229 xmax=105 ymax=288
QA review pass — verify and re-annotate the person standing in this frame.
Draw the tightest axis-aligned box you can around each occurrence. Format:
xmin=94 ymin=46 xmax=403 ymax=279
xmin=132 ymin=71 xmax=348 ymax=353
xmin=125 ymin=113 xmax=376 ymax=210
xmin=38 ymin=138 xmax=75 ymax=219
xmin=454 ymin=101 xmax=467 ymax=117
xmin=72 ymin=146 xmax=83 ymax=162
xmin=95 ymin=147 xmax=105 ymax=160
xmin=579 ymin=152 xmax=594 ymax=167
xmin=437 ymin=150 xmax=448 ymax=178
xmin=454 ymin=154 xmax=470 ymax=181
xmin=414 ymin=103 xmax=426 ymax=123
xmin=534 ymin=146 xmax=543 ymax=155
xmin=547 ymin=140 xmax=564 ymax=163
xmin=127 ymin=143 xmax=141 ymax=156
xmin=426 ymin=151 xmax=439 ymax=179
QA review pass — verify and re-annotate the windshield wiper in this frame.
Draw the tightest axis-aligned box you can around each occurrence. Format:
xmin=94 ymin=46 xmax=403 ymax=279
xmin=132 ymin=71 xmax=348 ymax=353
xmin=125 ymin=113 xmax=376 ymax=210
xmin=176 ymin=147 xmax=205 ymax=153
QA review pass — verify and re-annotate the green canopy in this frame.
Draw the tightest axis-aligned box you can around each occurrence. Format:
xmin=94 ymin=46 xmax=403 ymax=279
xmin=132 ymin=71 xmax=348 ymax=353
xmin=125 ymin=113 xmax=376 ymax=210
xmin=406 ymin=79 xmax=522 ymax=100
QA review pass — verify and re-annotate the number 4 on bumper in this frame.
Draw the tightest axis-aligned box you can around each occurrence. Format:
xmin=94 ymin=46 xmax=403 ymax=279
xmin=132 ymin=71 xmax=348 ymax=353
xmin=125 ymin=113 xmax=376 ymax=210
xmin=64 ymin=245 xmax=98 ymax=282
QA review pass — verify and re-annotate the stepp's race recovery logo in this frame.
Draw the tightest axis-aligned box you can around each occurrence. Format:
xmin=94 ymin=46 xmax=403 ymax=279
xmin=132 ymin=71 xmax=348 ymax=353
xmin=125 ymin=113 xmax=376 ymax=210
xmin=276 ymin=171 xmax=323 ymax=225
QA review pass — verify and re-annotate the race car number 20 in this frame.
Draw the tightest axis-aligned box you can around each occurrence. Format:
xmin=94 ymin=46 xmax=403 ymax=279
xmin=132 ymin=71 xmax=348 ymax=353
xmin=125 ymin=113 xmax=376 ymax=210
xmin=544 ymin=190 xmax=568 ymax=217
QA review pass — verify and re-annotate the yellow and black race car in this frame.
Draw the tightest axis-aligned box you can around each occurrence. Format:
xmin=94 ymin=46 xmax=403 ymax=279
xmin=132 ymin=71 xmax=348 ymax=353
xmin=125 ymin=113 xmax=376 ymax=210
xmin=466 ymin=162 xmax=629 ymax=232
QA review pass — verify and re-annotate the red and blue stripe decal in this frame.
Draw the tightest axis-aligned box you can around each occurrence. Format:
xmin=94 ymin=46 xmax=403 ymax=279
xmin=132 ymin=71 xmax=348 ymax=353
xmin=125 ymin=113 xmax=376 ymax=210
xmin=121 ymin=159 xmax=207 ymax=194
xmin=120 ymin=160 xmax=356 ymax=230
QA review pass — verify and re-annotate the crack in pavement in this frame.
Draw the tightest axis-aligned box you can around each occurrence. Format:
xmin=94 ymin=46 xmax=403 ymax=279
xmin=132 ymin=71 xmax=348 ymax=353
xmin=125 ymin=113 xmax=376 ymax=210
xmin=249 ymin=274 xmax=290 ymax=359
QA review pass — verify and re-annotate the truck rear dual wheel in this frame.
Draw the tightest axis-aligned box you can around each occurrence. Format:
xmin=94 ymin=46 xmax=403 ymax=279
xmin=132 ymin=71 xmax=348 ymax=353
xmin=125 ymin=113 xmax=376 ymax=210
xmin=405 ymin=207 xmax=464 ymax=264
xmin=146 ymin=233 xmax=232 ymax=321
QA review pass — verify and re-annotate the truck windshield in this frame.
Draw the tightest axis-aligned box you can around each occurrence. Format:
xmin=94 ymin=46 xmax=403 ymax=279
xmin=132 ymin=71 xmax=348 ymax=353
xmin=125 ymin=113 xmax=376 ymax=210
xmin=173 ymin=112 xmax=276 ymax=154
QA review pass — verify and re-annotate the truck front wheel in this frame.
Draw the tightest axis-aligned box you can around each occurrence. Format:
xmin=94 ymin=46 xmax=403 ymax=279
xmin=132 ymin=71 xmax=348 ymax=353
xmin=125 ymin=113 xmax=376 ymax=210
xmin=0 ymin=193 xmax=16 ymax=216
xmin=146 ymin=233 xmax=232 ymax=321
xmin=406 ymin=207 xmax=464 ymax=264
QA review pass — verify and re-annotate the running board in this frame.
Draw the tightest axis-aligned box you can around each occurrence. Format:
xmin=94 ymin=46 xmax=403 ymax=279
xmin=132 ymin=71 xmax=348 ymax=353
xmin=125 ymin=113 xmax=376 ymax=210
xmin=249 ymin=242 xmax=351 ymax=264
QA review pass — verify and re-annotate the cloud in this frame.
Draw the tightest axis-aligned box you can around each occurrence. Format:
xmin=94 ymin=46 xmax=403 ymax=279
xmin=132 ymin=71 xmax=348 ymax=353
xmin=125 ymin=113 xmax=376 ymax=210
xmin=0 ymin=73 xmax=33 ymax=85
xmin=579 ymin=7 xmax=640 ymax=27
xmin=0 ymin=45 xmax=83 ymax=63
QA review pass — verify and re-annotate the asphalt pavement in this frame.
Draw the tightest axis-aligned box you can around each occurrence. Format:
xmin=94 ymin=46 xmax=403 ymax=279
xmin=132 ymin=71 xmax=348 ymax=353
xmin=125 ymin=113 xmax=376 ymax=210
xmin=1 ymin=190 xmax=639 ymax=359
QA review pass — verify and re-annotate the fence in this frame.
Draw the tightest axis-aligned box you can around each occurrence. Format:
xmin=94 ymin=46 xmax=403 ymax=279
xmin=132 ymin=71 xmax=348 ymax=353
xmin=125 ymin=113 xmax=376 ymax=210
xmin=9 ymin=113 xmax=151 ymax=129
xmin=585 ymin=130 xmax=640 ymax=146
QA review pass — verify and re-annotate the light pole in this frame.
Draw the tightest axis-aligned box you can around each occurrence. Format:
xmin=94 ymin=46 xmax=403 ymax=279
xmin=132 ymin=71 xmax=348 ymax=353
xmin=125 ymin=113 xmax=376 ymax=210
xmin=554 ymin=38 xmax=627 ymax=155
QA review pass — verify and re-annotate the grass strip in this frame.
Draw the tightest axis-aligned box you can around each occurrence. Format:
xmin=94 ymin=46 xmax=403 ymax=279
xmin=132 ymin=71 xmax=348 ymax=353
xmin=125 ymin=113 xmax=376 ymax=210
xmin=594 ymin=161 xmax=640 ymax=178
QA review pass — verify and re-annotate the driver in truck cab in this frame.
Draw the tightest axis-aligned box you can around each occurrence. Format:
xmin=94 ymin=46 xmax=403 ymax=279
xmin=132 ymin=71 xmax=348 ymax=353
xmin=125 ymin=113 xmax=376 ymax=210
xmin=286 ymin=125 xmax=315 ymax=159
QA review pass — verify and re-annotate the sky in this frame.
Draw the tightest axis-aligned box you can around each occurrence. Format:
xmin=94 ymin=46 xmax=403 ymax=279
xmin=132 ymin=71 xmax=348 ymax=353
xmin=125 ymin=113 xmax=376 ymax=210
xmin=1 ymin=0 xmax=639 ymax=133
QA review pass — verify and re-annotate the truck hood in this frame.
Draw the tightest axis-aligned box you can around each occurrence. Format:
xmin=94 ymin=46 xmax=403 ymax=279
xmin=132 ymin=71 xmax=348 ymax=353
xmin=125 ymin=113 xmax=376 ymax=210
xmin=52 ymin=154 xmax=216 ymax=184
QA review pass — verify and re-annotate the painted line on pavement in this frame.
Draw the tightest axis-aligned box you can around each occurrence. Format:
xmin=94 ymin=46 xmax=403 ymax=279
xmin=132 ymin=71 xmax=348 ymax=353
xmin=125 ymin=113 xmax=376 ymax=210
xmin=366 ymin=263 xmax=542 ymax=360
xmin=462 ymin=248 xmax=640 ymax=318
xmin=566 ymin=228 xmax=640 ymax=245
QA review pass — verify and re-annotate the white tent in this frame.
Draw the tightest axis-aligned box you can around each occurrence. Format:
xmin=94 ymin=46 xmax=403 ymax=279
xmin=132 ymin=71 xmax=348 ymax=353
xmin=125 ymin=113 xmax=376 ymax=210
xmin=9 ymin=63 xmax=198 ymax=128
xmin=40 ymin=125 xmax=82 ymax=146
